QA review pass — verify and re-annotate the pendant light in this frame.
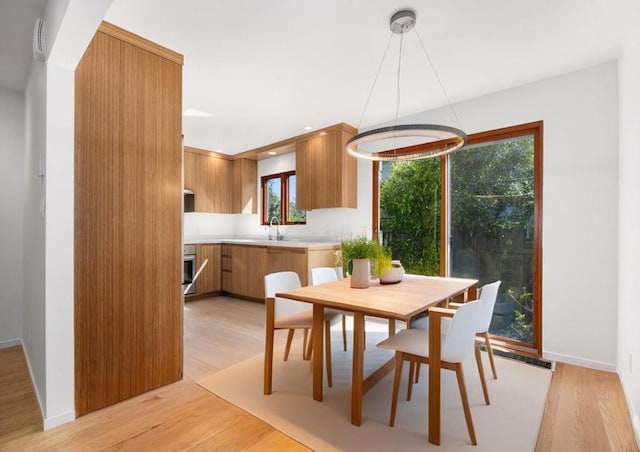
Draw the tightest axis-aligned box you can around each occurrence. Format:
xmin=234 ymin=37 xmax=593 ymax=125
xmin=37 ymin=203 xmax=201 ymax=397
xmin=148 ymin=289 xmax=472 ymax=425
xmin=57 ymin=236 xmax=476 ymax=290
xmin=346 ymin=10 xmax=467 ymax=161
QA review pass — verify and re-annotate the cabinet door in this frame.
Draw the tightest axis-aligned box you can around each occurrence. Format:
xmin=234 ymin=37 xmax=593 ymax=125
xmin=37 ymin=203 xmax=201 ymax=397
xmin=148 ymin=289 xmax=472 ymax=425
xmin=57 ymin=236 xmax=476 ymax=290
xmin=296 ymin=129 xmax=356 ymax=210
xmin=184 ymin=151 xmax=197 ymax=192
xmin=228 ymin=245 xmax=267 ymax=299
xmin=232 ymin=158 xmax=257 ymax=214
xmin=266 ymin=247 xmax=309 ymax=286
xmin=196 ymin=244 xmax=221 ymax=294
xmin=210 ymin=157 xmax=232 ymax=213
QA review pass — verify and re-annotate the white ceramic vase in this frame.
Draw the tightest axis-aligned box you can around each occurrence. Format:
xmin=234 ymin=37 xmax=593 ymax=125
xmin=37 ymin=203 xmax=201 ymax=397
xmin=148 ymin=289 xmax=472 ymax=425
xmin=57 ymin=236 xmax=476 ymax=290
xmin=350 ymin=258 xmax=371 ymax=289
xmin=379 ymin=260 xmax=405 ymax=285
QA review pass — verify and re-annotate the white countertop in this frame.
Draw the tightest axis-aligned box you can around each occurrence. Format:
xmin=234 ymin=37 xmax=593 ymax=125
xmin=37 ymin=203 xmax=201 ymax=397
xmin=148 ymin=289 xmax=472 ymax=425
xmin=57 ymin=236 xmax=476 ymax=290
xmin=184 ymin=236 xmax=340 ymax=249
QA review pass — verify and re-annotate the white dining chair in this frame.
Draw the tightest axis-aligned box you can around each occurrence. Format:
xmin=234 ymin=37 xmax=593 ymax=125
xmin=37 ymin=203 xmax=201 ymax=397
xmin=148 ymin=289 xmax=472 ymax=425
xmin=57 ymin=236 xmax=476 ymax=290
xmin=377 ymin=300 xmax=481 ymax=445
xmin=410 ymin=280 xmax=502 ymax=405
xmin=310 ymin=267 xmax=348 ymax=352
xmin=264 ymin=271 xmax=341 ymax=387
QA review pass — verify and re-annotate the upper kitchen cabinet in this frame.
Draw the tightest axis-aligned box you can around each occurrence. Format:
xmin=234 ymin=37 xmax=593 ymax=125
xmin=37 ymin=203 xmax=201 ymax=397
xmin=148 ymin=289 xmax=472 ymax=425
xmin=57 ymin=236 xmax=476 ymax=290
xmin=296 ymin=123 xmax=358 ymax=210
xmin=75 ymin=22 xmax=183 ymax=416
xmin=184 ymin=147 xmax=233 ymax=213
xmin=232 ymin=158 xmax=257 ymax=214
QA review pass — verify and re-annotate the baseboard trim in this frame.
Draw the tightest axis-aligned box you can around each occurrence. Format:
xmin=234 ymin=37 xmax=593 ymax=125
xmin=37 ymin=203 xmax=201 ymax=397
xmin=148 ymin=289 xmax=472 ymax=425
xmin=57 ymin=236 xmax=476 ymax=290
xmin=21 ymin=340 xmax=46 ymax=427
xmin=542 ymin=351 xmax=616 ymax=372
xmin=44 ymin=410 xmax=76 ymax=431
xmin=619 ymin=372 xmax=640 ymax=448
xmin=0 ymin=338 xmax=22 ymax=349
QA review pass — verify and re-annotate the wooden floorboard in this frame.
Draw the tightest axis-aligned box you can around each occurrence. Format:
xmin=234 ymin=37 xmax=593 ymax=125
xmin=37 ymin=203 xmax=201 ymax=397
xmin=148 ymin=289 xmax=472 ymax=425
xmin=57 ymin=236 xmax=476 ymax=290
xmin=1 ymin=296 xmax=638 ymax=451
xmin=535 ymin=362 xmax=638 ymax=452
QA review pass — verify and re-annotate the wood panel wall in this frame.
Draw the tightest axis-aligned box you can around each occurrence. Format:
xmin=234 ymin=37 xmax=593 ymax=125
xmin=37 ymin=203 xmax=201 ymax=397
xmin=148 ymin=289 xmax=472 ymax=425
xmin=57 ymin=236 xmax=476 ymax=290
xmin=74 ymin=23 xmax=183 ymax=415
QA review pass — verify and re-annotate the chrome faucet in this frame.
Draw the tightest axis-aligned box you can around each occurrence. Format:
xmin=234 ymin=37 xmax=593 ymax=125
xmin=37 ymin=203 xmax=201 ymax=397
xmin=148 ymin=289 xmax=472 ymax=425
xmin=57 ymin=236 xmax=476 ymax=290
xmin=269 ymin=216 xmax=282 ymax=241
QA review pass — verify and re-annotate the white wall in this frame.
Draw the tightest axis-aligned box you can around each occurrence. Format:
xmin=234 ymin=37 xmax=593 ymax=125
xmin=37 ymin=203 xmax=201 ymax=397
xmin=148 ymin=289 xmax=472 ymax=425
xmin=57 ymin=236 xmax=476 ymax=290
xmin=617 ymin=3 xmax=640 ymax=438
xmin=23 ymin=58 xmax=47 ymax=418
xmin=0 ymin=88 xmax=25 ymax=347
xmin=21 ymin=0 xmax=115 ymax=430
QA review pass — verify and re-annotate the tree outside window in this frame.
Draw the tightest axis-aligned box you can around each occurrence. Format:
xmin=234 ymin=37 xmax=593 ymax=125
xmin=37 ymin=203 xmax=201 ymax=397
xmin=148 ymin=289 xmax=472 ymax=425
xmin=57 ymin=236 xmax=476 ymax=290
xmin=261 ymin=171 xmax=306 ymax=225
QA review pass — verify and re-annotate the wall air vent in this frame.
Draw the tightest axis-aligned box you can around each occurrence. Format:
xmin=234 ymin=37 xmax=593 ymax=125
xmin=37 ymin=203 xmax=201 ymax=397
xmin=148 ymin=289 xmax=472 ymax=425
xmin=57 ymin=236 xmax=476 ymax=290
xmin=33 ymin=18 xmax=46 ymax=62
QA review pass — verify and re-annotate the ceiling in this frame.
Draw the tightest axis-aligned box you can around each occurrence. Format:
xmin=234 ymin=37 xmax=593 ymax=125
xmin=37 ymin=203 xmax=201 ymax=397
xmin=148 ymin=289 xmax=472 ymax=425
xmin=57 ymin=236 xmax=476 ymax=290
xmin=1 ymin=1 xmax=626 ymax=155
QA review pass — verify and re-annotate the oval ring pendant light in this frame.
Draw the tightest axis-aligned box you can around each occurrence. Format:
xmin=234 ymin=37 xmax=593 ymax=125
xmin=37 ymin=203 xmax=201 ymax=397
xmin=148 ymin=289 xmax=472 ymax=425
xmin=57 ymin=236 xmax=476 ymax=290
xmin=346 ymin=10 xmax=467 ymax=161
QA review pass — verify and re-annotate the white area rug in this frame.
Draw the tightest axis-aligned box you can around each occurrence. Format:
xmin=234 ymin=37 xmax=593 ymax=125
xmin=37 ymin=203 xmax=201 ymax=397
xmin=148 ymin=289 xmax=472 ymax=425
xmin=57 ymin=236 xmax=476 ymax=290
xmin=197 ymin=324 xmax=551 ymax=451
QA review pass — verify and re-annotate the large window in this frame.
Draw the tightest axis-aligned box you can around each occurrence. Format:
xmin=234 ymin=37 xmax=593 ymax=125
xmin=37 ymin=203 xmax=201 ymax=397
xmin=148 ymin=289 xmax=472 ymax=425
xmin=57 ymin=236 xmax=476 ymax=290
xmin=375 ymin=122 xmax=542 ymax=354
xmin=261 ymin=171 xmax=306 ymax=225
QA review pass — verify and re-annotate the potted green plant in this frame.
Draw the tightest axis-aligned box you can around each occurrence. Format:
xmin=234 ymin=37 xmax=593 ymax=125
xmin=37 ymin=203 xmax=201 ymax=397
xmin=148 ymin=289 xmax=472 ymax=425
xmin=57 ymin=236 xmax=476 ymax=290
xmin=340 ymin=236 xmax=391 ymax=288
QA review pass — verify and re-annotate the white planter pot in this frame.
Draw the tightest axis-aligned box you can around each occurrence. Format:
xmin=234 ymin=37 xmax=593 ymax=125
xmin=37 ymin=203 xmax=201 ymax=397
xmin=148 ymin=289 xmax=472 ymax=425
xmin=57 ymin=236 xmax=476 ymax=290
xmin=350 ymin=259 xmax=371 ymax=289
xmin=379 ymin=260 xmax=405 ymax=285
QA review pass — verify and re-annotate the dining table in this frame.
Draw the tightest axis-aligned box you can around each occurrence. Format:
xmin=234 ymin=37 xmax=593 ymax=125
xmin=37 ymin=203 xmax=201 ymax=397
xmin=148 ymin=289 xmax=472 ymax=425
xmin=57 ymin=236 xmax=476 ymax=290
xmin=265 ymin=273 xmax=478 ymax=445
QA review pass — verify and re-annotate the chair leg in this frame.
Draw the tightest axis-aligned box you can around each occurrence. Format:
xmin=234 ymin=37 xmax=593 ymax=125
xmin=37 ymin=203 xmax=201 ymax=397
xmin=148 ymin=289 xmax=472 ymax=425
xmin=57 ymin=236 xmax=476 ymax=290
xmin=475 ymin=342 xmax=490 ymax=405
xmin=342 ymin=314 xmax=347 ymax=351
xmin=389 ymin=351 xmax=404 ymax=427
xmin=483 ymin=332 xmax=498 ymax=379
xmin=415 ymin=362 xmax=421 ymax=383
xmin=324 ymin=320 xmax=333 ymax=387
xmin=305 ymin=333 xmax=313 ymax=361
xmin=454 ymin=363 xmax=477 ymax=445
xmin=284 ymin=329 xmax=295 ymax=361
xmin=302 ymin=328 xmax=309 ymax=359
xmin=363 ymin=320 xmax=366 ymax=351
xmin=406 ymin=361 xmax=415 ymax=401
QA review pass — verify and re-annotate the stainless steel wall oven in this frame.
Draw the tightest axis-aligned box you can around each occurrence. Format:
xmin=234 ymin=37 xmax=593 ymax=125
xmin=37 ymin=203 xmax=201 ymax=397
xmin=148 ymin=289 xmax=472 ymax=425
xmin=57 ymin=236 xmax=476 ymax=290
xmin=183 ymin=244 xmax=196 ymax=295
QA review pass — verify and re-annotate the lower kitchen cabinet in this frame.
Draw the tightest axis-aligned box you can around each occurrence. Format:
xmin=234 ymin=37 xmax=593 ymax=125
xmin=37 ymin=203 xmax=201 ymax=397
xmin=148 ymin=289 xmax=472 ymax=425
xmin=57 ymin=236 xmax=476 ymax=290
xmin=266 ymin=247 xmax=310 ymax=285
xmin=196 ymin=244 xmax=221 ymax=295
xmin=221 ymin=243 xmax=339 ymax=301
xmin=222 ymin=244 xmax=267 ymax=300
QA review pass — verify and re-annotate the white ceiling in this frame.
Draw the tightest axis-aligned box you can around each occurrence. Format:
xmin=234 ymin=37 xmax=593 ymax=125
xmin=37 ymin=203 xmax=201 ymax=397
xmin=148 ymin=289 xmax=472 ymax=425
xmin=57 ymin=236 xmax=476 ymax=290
xmin=1 ymin=1 xmax=626 ymax=154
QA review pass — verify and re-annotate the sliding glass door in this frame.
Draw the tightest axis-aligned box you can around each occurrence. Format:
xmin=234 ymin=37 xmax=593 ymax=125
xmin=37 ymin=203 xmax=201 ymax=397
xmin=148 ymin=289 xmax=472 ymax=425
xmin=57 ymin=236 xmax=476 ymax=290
xmin=375 ymin=122 xmax=542 ymax=353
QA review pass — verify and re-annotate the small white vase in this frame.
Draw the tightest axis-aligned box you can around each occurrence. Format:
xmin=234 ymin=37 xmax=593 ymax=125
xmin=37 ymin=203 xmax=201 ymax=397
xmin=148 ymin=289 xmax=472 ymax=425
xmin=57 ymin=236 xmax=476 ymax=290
xmin=350 ymin=259 xmax=371 ymax=289
xmin=379 ymin=260 xmax=405 ymax=285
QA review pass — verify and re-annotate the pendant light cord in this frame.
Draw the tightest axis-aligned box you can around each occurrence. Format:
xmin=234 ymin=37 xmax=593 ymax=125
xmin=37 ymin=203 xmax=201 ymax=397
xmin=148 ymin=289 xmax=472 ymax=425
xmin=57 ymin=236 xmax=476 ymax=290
xmin=414 ymin=28 xmax=464 ymax=130
xmin=356 ymin=32 xmax=394 ymax=130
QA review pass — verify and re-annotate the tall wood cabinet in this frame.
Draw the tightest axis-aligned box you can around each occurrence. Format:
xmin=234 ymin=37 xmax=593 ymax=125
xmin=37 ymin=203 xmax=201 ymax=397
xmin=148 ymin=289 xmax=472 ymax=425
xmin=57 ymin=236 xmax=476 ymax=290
xmin=74 ymin=22 xmax=183 ymax=415
xmin=296 ymin=123 xmax=358 ymax=210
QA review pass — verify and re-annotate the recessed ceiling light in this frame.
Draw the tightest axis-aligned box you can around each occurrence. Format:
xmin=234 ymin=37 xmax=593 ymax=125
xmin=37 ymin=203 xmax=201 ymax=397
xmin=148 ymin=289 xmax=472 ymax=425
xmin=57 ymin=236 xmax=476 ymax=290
xmin=183 ymin=108 xmax=213 ymax=117
xmin=268 ymin=151 xmax=277 ymax=156
xmin=304 ymin=126 xmax=313 ymax=131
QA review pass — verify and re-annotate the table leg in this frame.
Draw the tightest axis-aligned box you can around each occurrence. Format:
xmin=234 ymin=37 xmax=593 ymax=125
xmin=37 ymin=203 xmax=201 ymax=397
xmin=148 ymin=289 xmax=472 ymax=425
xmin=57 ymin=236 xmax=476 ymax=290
xmin=312 ymin=304 xmax=324 ymax=402
xmin=468 ymin=284 xmax=478 ymax=301
xmin=388 ymin=318 xmax=396 ymax=336
xmin=428 ymin=309 xmax=443 ymax=445
xmin=264 ymin=297 xmax=275 ymax=395
xmin=351 ymin=312 xmax=365 ymax=426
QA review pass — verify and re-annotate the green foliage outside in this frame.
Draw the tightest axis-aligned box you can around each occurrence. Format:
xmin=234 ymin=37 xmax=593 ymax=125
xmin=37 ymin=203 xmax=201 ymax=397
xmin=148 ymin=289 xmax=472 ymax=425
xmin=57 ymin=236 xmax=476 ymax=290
xmin=266 ymin=178 xmax=281 ymax=222
xmin=379 ymin=136 xmax=535 ymax=344
xmin=379 ymin=158 xmax=441 ymax=275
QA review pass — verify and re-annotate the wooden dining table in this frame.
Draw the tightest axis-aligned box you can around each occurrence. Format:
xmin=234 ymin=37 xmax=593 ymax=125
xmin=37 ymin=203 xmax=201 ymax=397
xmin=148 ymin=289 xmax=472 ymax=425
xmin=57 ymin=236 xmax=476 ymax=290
xmin=265 ymin=274 xmax=478 ymax=445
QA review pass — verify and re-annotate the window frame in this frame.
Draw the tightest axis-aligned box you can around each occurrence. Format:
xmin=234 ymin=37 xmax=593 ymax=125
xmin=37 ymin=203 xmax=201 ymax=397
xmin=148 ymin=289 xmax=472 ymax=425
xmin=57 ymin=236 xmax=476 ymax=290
xmin=261 ymin=170 xmax=306 ymax=225
xmin=372 ymin=121 xmax=543 ymax=356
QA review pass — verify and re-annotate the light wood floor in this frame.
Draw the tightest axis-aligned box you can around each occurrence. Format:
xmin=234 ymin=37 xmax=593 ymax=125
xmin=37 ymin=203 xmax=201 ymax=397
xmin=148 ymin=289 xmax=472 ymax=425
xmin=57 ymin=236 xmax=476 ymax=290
xmin=0 ymin=296 xmax=637 ymax=451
